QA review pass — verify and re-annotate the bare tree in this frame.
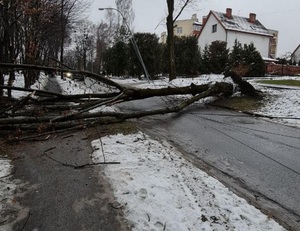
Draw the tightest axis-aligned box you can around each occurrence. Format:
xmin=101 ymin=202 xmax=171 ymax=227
xmin=72 ymin=20 xmax=96 ymax=70
xmin=115 ymin=0 xmax=135 ymax=30
xmin=59 ymin=0 xmax=90 ymax=78
xmin=114 ymin=0 xmax=135 ymax=43
xmin=94 ymin=22 xmax=111 ymax=74
xmin=166 ymin=0 xmax=198 ymax=81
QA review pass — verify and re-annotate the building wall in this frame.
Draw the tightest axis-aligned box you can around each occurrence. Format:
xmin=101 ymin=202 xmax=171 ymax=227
xmin=292 ymin=47 xmax=300 ymax=64
xmin=174 ymin=14 xmax=200 ymax=37
xmin=198 ymin=15 xmax=227 ymax=49
xmin=160 ymin=14 xmax=201 ymax=43
xmin=227 ymin=31 xmax=270 ymax=58
xmin=268 ymin=29 xmax=278 ymax=58
xmin=160 ymin=32 xmax=167 ymax=44
xmin=198 ymin=15 xmax=270 ymax=58
xmin=174 ymin=19 xmax=194 ymax=37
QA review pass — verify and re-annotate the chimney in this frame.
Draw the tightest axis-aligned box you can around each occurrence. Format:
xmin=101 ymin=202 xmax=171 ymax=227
xmin=226 ymin=8 xmax=232 ymax=19
xmin=202 ymin=16 xmax=207 ymax=25
xmin=192 ymin=14 xmax=197 ymax=21
xmin=249 ymin=13 xmax=256 ymax=23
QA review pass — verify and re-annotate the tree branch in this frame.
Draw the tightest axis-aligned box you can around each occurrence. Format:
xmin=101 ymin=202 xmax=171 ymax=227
xmin=173 ymin=0 xmax=192 ymax=23
xmin=0 ymin=63 xmax=125 ymax=91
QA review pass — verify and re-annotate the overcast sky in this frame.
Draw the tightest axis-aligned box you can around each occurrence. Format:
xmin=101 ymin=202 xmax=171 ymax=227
xmin=89 ymin=0 xmax=300 ymax=57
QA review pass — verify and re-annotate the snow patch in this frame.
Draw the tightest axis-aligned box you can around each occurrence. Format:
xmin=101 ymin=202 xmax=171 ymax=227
xmin=91 ymin=132 xmax=286 ymax=231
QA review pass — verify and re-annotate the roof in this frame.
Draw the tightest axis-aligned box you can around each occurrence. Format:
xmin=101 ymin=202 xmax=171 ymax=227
xmin=291 ymin=44 xmax=300 ymax=57
xmin=211 ymin=10 xmax=272 ymax=37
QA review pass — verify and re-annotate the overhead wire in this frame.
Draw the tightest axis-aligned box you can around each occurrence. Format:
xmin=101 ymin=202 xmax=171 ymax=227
xmin=187 ymin=111 xmax=300 ymax=176
xmin=189 ymin=112 xmax=300 ymax=139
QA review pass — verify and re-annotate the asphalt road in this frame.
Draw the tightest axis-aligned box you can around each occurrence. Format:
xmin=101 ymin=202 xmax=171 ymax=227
xmin=120 ymin=97 xmax=300 ymax=230
xmin=8 ymin=128 xmax=129 ymax=231
xmin=1 ymin=78 xmax=130 ymax=231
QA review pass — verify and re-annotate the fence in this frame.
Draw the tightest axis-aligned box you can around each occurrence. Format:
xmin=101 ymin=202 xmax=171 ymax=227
xmin=266 ymin=63 xmax=300 ymax=76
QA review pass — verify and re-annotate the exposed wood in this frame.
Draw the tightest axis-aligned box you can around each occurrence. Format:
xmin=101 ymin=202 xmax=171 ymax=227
xmin=228 ymin=74 xmax=260 ymax=97
xmin=0 ymin=64 xmax=249 ymax=140
xmin=0 ymin=63 xmax=124 ymax=91
xmin=0 ymin=82 xmax=233 ymax=125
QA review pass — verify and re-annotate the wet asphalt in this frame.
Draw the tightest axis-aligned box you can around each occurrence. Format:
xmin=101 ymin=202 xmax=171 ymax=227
xmin=120 ymin=97 xmax=300 ymax=231
xmin=2 ymin=77 xmax=129 ymax=231
xmin=9 ymin=128 xmax=129 ymax=231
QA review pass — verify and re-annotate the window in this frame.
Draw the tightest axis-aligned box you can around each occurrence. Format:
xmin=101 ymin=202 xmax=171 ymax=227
xmin=193 ymin=24 xmax=201 ymax=31
xmin=176 ymin=27 xmax=183 ymax=34
xmin=212 ymin=24 xmax=217 ymax=33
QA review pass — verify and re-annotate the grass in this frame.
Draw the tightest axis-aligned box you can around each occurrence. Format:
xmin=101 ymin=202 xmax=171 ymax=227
xmin=212 ymin=95 xmax=264 ymax=112
xmin=0 ymin=141 xmax=13 ymax=158
xmin=257 ymin=79 xmax=300 ymax=87
xmin=85 ymin=121 xmax=139 ymax=141
xmin=101 ymin=122 xmax=138 ymax=136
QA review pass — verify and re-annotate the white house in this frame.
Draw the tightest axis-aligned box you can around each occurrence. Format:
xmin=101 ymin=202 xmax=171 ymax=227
xmin=291 ymin=44 xmax=300 ymax=64
xmin=160 ymin=14 xmax=202 ymax=43
xmin=198 ymin=8 xmax=275 ymax=59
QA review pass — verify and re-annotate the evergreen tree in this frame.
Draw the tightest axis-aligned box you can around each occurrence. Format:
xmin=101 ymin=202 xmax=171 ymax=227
xmin=103 ymin=41 xmax=128 ymax=76
xmin=208 ymin=41 xmax=229 ymax=74
xmin=243 ymin=43 xmax=265 ymax=76
xmin=225 ymin=39 xmax=244 ymax=76
xmin=200 ymin=45 xmax=211 ymax=74
xmin=174 ymin=36 xmax=201 ymax=76
xmin=128 ymin=33 xmax=162 ymax=78
xmin=225 ymin=40 xmax=265 ymax=77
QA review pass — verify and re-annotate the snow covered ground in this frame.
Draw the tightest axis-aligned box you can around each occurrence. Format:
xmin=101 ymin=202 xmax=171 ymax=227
xmin=250 ymin=77 xmax=300 ymax=128
xmin=91 ymin=132 xmax=285 ymax=231
xmin=2 ymin=73 xmax=299 ymax=230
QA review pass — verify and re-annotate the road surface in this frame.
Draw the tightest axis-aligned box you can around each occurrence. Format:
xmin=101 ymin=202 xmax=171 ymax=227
xmin=120 ymin=97 xmax=300 ymax=230
xmin=1 ymin=78 xmax=130 ymax=231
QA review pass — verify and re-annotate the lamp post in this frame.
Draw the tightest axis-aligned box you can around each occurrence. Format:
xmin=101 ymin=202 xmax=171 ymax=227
xmin=98 ymin=7 xmax=150 ymax=82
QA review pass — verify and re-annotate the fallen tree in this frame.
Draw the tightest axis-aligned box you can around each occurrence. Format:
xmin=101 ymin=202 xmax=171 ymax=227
xmin=0 ymin=63 xmax=259 ymax=140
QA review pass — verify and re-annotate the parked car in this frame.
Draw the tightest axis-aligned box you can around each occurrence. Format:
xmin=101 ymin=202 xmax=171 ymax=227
xmin=72 ymin=73 xmax=85 ymax=81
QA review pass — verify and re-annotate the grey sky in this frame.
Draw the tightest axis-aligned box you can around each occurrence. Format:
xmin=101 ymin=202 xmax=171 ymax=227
xmin=89 ymin=0 xmax=300 ymax=57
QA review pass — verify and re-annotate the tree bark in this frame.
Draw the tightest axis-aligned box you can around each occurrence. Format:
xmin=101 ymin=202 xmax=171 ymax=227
xmin=0 ymin=63 xmax=124 ymax=91
xmin=167 ymin=0 xmax=176 ymax=81
xmin=0 ymin=63 xmax=239 ymax=137
xmin=0 ymin=81 xmax=233 ymax=126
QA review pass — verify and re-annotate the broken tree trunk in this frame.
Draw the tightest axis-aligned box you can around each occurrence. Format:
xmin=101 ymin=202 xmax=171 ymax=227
xmin=0 ymin=63 xmax=124 ymax=91
xmin=0 ymin=82 xmax=233 ymax=133
xmin=0 ymin=63 xmax=241 ymax=138
xmin=227 ymin=73 xmax=260 ymax=97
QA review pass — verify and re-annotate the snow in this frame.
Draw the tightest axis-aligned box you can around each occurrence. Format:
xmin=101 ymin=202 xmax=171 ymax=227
xmin=2 ymin=73 xmax=300 ymax=230
xmin=250 ymin=77 xmax=300 ymax=128
xmin=91 ymin=132 xmax=285 ymax=231
xmin=0 ymin=158 xmax=17 ymax=222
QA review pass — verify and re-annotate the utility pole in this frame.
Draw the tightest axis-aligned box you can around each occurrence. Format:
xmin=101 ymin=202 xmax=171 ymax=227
xmin=99 ymin=7 xmax=150 ymax=82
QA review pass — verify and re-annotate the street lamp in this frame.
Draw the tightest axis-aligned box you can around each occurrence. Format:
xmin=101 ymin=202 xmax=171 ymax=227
xmin=99 ymin=7 xmax=150 ymax=82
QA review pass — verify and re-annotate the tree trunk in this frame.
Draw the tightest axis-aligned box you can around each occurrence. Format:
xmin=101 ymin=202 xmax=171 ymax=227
xmin=0 ymin=70 xmax=3 ymax=97
xmin=0 ymin=42 xmax=4 ymax=97
xmin=166 ymin=0 xmax=176 ymax=81
xmin=60 ymin=0 xmax=65 ymax=79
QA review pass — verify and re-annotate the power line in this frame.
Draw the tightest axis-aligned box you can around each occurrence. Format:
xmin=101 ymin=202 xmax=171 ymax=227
xmin=258 ymin=8 xmax=300 ymax=16
xmin=190 ymin=113 xmax=300 ymax=176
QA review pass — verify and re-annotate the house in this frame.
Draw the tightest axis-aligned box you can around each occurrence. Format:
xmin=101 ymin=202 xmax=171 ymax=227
xmin=160 ymin=14 xmax=202 ymax=43
xmin=173 ymin=14 xmax=202 ymax=38
xmin=291 ymin=44 xmax=300 ymax=65
xmin=198 ymin=8 xmax=277 ymax=59
xmin=268 ymin=29 xmax=279 ymax=59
